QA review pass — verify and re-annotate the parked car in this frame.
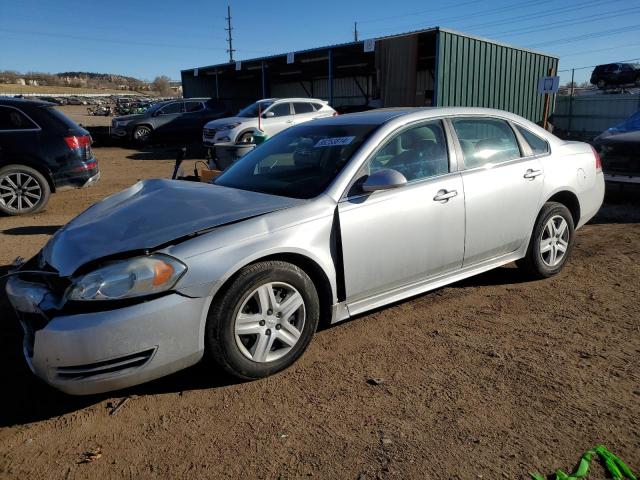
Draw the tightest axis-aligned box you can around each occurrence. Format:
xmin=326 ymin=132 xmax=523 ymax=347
xmin=111 ymin=98 xmax=229 ymax=145
xmin=0 ymin=99 xmax=99 ymax=216
xmin=202 ymin=98 xmax=336 ymax=145
xmin=593 ymin=110 xmax=640 ymax=182
xmin=6 ymin=107 xmax=604 ymax=395
xmin=590 ymin=63 xmax=640 ymax=89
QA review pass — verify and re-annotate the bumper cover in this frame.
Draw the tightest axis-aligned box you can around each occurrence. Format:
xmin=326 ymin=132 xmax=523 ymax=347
xmin=6 ymin=276 xmax=210 ymax=395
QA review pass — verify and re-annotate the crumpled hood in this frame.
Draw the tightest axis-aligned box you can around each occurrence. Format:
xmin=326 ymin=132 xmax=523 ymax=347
xmin=43 ymin=179 xmax=303 ymax=276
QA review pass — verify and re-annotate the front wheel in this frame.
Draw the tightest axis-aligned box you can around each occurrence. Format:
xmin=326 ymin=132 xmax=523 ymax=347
xmin=132 ymin=125 xmax=152 ymax=145
xmin=0 ymin=165 xmax=51 ymax=216
xmin=597 ymin=79 xmax=606 ymax=89
xmin=517 ymin=202 xmax=575 ymax=279
xmin=205 ymin=261 xmax=320 ymax=379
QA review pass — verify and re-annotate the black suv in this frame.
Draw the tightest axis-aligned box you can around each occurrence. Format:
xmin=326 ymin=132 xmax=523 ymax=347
xmin=111 ymin=98 xmax=229 ymax=145
xmin=590 ymin=63 xmax=640 ymax=89
xmin=0 ymin=99 xmax=99 ymax=216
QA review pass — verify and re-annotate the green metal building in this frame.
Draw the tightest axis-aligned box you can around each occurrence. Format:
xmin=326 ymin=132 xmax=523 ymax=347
xmin=181 ymin=27 xmax=558 ymax=123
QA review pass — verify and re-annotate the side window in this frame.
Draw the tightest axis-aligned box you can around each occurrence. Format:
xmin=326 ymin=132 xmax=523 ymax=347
xmin=184 ymin=101 xmax=204 ymax=112
xmin=0 ymin=107 xmax=38 ymax=130
xmin=515 ymin=125 xmax=549 ymax=156
xmin=159 ymin=102 xmax=183 ymax=115
xmin=452 ymin=117 xmax=521 ymax=169
xmin=267 ymin=103 xmax=292 ymax=117
xmin=367 ymin=120 xmax=449 ymax=182
xmin=293 ymin=102 xmax=315 ymax=114
xmin=312 ymin=103 xmax=324 ymax=111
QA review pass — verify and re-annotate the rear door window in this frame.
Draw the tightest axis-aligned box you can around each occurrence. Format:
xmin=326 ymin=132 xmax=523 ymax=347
xmin=293 ymin=102 xmax=315 ymax=114
xmin=452 ymin=117 xmax=521 ymax=169
xmin=268 ymin=103 xmax=292 ymax=117
xmin=159 ymin=102 xmax=183 ymax=115
xmin=184 ymin=101 xmax=204 ymax=112
xmin=515 ymin=125 xmax=550 ymax=156
xmin=0 ymin=106 xmax=39 ymax=130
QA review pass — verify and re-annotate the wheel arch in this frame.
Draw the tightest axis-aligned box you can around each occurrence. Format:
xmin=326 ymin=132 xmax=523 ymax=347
xmin=0 ymin=159 xmax=56 ymax=192
xmin=545 ymin=190 xmax=581 ymax=226
xmin=210 ymin=251 xmax=336 ymax=328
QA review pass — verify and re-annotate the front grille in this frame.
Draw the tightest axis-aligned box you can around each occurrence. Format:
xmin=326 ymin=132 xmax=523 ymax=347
xmin=57 ymin=347 xmax=156 ymax=380
xmin=203 ymin=128 xmax=217 ymax=138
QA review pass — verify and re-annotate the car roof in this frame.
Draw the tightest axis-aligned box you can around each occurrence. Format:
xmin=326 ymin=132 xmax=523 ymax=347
xmin=0 ymin=98 xmax=55 ymax=108
xmin=312 ymin=107 xmax=550 ymax=131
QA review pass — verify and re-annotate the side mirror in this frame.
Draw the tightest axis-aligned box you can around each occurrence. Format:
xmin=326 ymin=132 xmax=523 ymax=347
xmin=262 ymin=111 xmax=275 ymax=118
xmin=362 ymin=169 xmax=407 ymax=192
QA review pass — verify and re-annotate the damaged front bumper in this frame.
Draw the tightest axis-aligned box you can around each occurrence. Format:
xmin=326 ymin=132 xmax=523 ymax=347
xmin=5 ymin=275 xmax=211 ymax=395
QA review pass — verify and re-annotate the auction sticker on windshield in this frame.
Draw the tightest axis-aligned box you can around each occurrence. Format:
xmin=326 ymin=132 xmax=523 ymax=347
xmin=314 ymin=136 xmax=355 ymax=147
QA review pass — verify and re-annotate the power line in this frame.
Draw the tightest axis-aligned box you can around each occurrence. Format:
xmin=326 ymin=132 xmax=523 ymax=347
xmin=357 ymin=0 xmax=484 ymax=25
xmin=0 ymin=28 xmax=271 ymax=56
xmin=558 ymin=56 xmax=640 ymax=72
xmin=491 ymin=6 xmax=640 ymax=39
xmin=526 ymin=24 xmax=640 ymax=48
xmin=560 ymin=42 xmax=640 ymax=58
xmin=359 ymin=0 xmax=559 ymax=37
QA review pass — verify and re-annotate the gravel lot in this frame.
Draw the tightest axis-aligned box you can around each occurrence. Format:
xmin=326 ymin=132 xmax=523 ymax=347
xmin=0 ymin=145 xmax=638 ymax=479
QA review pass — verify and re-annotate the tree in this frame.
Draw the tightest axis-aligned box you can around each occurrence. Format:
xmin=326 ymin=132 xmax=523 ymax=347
xmin=152 ymin=75 xmax=172 ymax=96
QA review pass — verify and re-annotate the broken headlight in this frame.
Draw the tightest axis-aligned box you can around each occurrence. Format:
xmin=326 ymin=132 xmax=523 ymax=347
xmin=67 ymin=254 xmax=186 ymax=301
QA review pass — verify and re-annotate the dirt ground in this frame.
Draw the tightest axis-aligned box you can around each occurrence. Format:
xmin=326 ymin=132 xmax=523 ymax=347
xmin=0 ymin=146 xmax=639 ymax=480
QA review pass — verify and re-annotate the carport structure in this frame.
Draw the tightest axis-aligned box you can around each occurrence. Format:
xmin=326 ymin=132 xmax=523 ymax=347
xmin=182 ymin=27 xmax=558 ymax=122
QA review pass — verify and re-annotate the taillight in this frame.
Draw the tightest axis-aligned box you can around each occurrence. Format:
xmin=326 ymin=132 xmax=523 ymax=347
xmin=64 ymin=135 xmax=91 ymax=150
xmin=590 ymin=145 xmax=602 ymax=171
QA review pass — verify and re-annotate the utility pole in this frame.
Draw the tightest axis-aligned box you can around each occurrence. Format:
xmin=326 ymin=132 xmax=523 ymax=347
xmin=354 ymin=21 xmax=358 ymax=42
xmin=225 ymin=4 xmax=235 ymax=63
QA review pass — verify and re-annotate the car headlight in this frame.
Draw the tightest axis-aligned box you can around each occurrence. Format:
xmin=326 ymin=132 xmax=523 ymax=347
xmin=220 ymin=122 xmax=241 ymax=130
xmin=67 ymin=254 xmax=187 ymax=301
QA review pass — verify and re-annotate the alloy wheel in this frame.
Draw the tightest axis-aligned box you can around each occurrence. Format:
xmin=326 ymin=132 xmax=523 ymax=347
xmin=0 ymin=171 xmax=43 ymax=213
xmin=134 ymin=127 xmax=151 ymax=142
xmin=234 ymin=281 xmax=306 ymax=363
xmin=539 ymin=215 xmax=569 ymax=267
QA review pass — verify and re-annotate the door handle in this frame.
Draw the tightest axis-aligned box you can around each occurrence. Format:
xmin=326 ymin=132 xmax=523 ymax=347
xmin=433 ymin=189 xmax=458 ymax=202
xmin=524 ymin=169 xmax=542 ymax=179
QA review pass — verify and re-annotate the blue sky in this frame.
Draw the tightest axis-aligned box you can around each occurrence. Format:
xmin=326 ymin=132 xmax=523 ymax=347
xmin=1 ymin=0 xmax=639 ymax=84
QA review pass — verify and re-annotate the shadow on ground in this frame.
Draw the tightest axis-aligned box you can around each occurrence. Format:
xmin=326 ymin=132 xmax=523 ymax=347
xmin=126 ymin=143 xmax=207 ymax=162
xmin=591 ymin=183 xmax=640 ymax=224
xmin=2 ymin=226 xmax=62 ymax=236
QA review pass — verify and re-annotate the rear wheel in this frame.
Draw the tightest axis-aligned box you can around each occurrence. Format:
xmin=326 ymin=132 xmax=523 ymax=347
xmin=205 ymin=261 xmax=319 ymax=380
xmin=132 ymin=125 xmax=152 ymax=145
xmin=0 ymin=165 xmax=50 ymax=216
xmin=517 ymin=202 xmax=575 ymax=279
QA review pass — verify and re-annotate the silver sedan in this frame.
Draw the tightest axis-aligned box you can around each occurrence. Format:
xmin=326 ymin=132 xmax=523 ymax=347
xmin=6 ymin=108 xmax=604 ymax=394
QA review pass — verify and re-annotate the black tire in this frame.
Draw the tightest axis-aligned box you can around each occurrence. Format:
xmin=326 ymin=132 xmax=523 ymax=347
xmin=597 ymin=79 xmax=606 ymax=89
xmin=132 ymin=125 xmax=152 ymax=145
xmin=0 ymin=164 xmax=51 ymax=216
xmin=517 ymin=202 xmax=575 ymax=279
xmin=205 ymin=261 xmax=320 ymax=380
xmin=237 ymin=131 xmax=254 ymax=143
xmin=635 ymin=76 xmax=640 ymax=87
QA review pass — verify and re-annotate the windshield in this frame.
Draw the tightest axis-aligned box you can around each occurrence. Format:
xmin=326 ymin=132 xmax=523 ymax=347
xmin=237 ymin=101 xmax=274 ymax=118
xmin=214 ymin=123 xmax=378 ymax=199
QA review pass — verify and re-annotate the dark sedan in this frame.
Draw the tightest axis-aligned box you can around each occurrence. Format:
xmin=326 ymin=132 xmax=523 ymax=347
xmin=0 ymin=98 xmax=99 ymax=216
xmin=111 ymin=98 xmax=229 ymax=145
